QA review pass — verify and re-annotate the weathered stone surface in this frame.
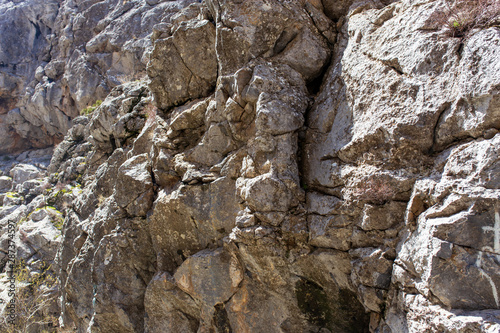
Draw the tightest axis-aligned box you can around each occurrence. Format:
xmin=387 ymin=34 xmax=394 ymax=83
xmin=174 ymin=248 xmax=243 ymax=308
xmin=434 ymin=28 xmax=500 ymax=150
xmin=382 ymin=292 xmax=500 ymax=333
xmin=309 ymin=214 xmax=352 ymax=250
xmin=0 ymin=205 xmax=27 ymax=262
xmin=0 ymin=0 xmax=58 ymax=119
xmin=148 ymin=17 xmax=217 ymax=110
xmin=186 ymin=122 xmax=235 ymax=166
xmin=351 ymin=248 xmax=393 ymax=290
xmin=301 ymin=0 xmax=500 ymax=330
xmin=90 ymin=218 xmax=156 ymax=333
xmin=149 ymin=177 xmax=239 ymax=272
xmin=18 ymin=208 xmax=62 ymax=261
xmin=238 ymin=173 xmax=293 ymax=212
xmin=1 ymin=0 xmax=499 ymax=332
xmin=307 ymin=191 xmax=343 ymax=216
xmin=229 ymin=242 xmax=370 ymax=333
xmin=0 ymin=176 xmax=12 ymax=192
xmin=144 ymin=271 xmax=200 ymax=333
xmin=10 ymin=163 xmax=41 ymax=186
xmin=207 ymin=0 xmax=330 ymax=77
xmin=322 ymin=0 xmax=358 ymax=20
xmin=115 ymin=154 xmax=154 ymax=217
xmin=88 ymin=81 xmax=150 ymax=152
xmin=395 ymin=135 xmax=500 ymax=312
xmin=360 ymin=201 xmax=406 ymax=231
xmin=0 ymin=0 xmax=198 ymax=152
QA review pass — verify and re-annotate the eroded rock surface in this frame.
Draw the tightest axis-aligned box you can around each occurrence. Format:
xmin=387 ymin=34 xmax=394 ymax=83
xmin=0 ymin=0 xmax=198 ymax=153
xmin=0 ymin=0 xmax=499 ymax=332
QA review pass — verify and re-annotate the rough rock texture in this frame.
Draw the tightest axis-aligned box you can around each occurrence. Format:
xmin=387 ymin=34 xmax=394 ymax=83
xmin=0 ymin=0 xmax=198 ymax=153
xmin=1 ymin=0 xmax=499 ymax=332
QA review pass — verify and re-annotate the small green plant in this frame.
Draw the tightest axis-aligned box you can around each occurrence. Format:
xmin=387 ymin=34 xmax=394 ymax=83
xmin=25 ymin=206 xmax=63 ymax=222
xmin=75 ymin=174 xmax=83 ymax=184
xmin=434 ymin=0 xmax=500 ymax=38
xmin=51 ymin=217 xmax=64 ymax=231
xmin=31 ymin=206 xmax=59 ymax=213
xmin=16 ymin=217 xmax=27 ymax=226
xmin=80 ymin=99 xmax=103 ymax=116
xmin=37 ymin=206 xmax=65 ymax=231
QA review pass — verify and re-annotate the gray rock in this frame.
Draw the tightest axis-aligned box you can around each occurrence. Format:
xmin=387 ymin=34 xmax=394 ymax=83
xmin=174 ymin=248 xmax=243 ymax=308
xmin=18 ymin=211 xmax=62 ymax=261
xmin=0 ymin=0 xmax=198 ymax=152
xmin=115 ymin=153 xmax=154 ymax=217
xmin=360 ymin=201 xmax=406 ymax=231
xmin=382 ymin=293 xmax=500 ymax=333
xmin=207 ymin=0 xmax=330 ymax=77
xmin=238 ymin=173 xmax=293 ymax=212
xmin=309 ymin=214 xmax=353 ymax=250
xmin=144 ymin=271 xmax=200 ymax=333
xmin=90 ymin=219 xmax=156 ymax=333
xmin=148 ymin=18 xmax=217 ymax=110
xmin=88 ymin=81 xmax=149 ymax=152
xmin=0 ymin=0 xmax=58 ymax=108
xmin=186 ymin=123 xmax=235 ymax=166
xmin=0 ymin=176 xmax=12 ymax=192
xmin=395 ymin=134 xmax=500 ymax=311
xmin=0 ymin=205 xmax=27 ymax=258
xmin=10 ymin=163 xmax=41 ymax=186
xmin=307 ymin=192 xmax=343 ymax=216
xmin=351 ymin=248 xmax=393 ymax=290
xmin=149 ymin=177 xmax=239 ymax=272
xmin=1 ymin=0 xmax=498 ymax=332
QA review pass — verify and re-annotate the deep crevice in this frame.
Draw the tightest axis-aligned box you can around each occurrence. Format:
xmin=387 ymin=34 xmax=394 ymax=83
xmin=307 ymin=70 xmax=327 ymax=96
xmin=428 ymin=102 xmax=451 ymax=154
xmin=213 ymin=303 xmax=232 ymax=333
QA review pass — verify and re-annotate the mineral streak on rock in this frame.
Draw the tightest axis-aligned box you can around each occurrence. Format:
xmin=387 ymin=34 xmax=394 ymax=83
xmin=0 ymin=0 xmax=499 ymax=332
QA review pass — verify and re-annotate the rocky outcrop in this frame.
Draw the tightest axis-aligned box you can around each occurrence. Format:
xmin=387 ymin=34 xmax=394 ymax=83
xmin=0 ymin=0 xmax=198 ymax=153
xmin=0 ymin=0 xmax=59 ymax=152
xmin=1 ymin=0 xmax=499 ymax=332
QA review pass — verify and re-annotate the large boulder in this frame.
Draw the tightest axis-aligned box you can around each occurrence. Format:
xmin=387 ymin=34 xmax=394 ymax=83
xmin=10 ymin=163 xmax=41 ymax=187
xmin=148 ymin=16 xmax=217 ymax=111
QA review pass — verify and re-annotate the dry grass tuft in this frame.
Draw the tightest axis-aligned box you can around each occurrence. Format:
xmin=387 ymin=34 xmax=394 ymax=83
xmin=0 ymin=261 xmax=60 ymax=332
xmin=434 ymin=0 xmax=500 ymax=38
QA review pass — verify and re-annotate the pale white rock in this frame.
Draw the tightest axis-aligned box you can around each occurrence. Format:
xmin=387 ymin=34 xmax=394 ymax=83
xmin=10 ymin=163 xmax=41 ymax=186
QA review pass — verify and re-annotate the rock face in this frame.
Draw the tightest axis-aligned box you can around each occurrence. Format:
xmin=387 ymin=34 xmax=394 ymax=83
xmin=0 ymin=0 xmax=499 ymax=332
xmin=0 ymin=0 xmax=198 ymax=153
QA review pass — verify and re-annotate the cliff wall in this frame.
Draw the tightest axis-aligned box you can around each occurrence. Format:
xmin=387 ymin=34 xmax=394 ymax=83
xmin=0 ymin=0 xmax=499 ymax=332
